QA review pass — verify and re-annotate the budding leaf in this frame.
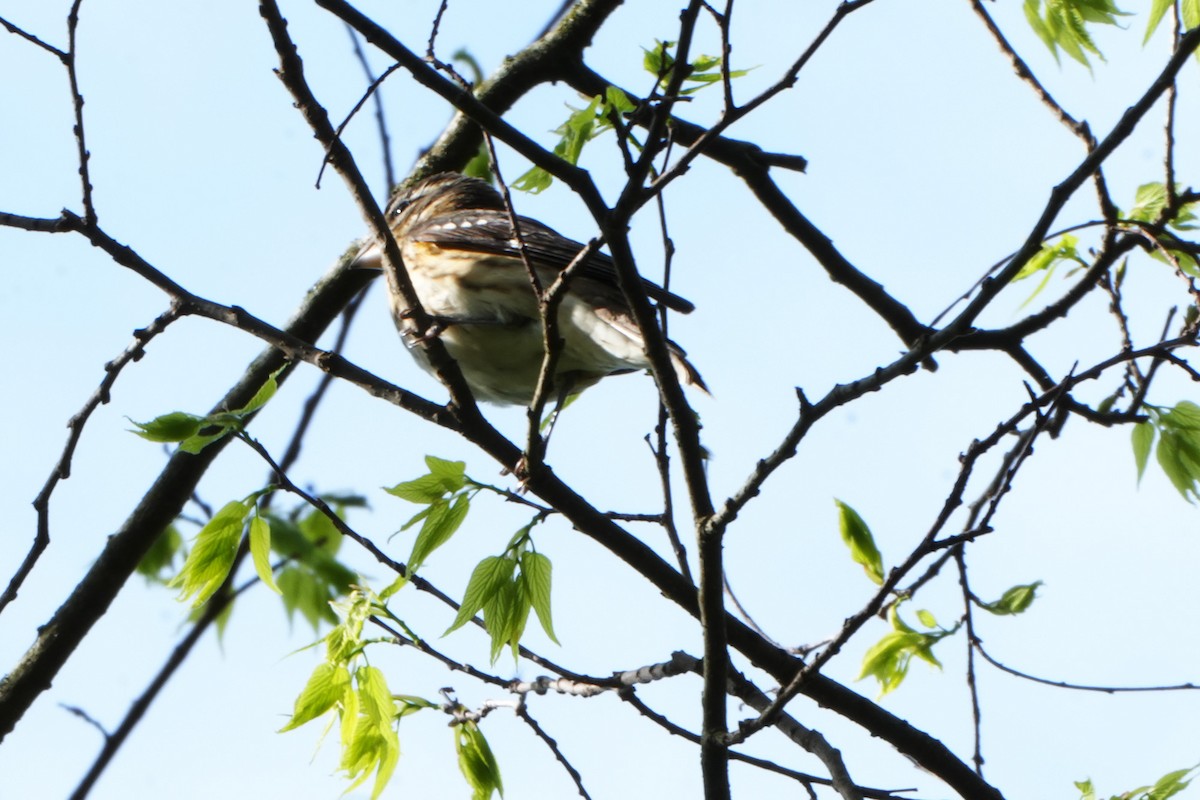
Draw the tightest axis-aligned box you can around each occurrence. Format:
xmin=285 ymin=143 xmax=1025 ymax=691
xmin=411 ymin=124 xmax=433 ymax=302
xmin=520 ymin=551 xmax=558 ymax=644
xmin=446 ymin=556 xmax=516 ymax=635
xmin=248 ymin=512 xmax=281 ymax=595
xmin=279 ymin=662 xmax=350 ymax=732
xmin=980 ymin=581 xmax=1043 ymax=616
xmin=407 ymin=494 xmax=470 ymax=574
xmin=171 ymin=500 xmax=251 ymax=607
xmin=836 ymin=500 xmax=884 ymax=585
xmin=456 ymin=721 xmax=504 ymax=800
xmin=130 ymin=411 xmax=204 ymax=443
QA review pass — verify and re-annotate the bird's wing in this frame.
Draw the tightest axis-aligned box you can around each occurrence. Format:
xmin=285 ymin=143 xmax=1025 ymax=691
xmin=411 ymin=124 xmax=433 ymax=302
xmin=407 ymin=211 xmax=695 ymax=314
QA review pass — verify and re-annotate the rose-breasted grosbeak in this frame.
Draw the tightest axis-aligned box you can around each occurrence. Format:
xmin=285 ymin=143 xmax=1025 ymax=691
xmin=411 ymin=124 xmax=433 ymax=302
xmin=353 ymin=172 xmax=705 ymax=406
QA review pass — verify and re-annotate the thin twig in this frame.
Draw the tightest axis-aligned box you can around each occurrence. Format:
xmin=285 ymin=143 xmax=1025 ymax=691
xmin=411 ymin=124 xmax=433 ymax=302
xmin=68 ymin=556 xmax=257 ymax=799
xmin=0 ymin=15 xmax=67 ymax=59
xmin=342 ymin=25 xmax=397 ymax=191
xmin=515 ymin=702 xmax=594 ymax=800
xmin=954 ymin=548 xmax=986 ymax=777
xmin=1 ymin=304 xmax=182 ymax=615
xmin=66 ymin=0 xmax=96 ymax=225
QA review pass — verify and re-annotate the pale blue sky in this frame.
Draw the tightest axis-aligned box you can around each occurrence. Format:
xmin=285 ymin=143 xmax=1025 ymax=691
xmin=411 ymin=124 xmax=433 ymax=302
xmin=1 ymin=2 xmax=1198 ymax=798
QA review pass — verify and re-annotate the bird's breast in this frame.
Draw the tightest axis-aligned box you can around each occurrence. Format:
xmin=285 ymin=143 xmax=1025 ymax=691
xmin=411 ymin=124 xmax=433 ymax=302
xmin=402 ymin=241 xmax=539 ymax=324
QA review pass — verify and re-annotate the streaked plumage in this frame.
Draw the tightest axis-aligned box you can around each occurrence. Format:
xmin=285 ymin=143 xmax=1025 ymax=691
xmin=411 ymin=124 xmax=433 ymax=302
xmin=354 ymin=172 xmax=705 ymax=406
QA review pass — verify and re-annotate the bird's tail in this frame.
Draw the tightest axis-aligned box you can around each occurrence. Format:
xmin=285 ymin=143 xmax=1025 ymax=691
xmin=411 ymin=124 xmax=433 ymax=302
xmin=669 ymin=343 xmax=709 ymax=395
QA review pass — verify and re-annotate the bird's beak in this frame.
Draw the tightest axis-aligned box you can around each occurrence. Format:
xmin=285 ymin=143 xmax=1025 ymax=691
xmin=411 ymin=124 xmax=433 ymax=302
xmin=347 ymin=238 xmax=383 ymax=272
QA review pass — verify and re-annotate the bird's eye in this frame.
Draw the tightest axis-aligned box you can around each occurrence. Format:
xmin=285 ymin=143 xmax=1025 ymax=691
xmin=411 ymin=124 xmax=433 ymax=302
xmin=391 ymin=199 xmax=411 ymax=216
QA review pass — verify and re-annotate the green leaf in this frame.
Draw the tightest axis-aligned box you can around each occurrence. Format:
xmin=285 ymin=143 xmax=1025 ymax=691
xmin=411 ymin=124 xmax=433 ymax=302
xmin=1025 ymin=0 xmax=1060 ymax=58
xmin=279 ymin=662 xmax=351 ymax=731
xmin=1012 ymin=234 xmax=1087 ymax=307
xmin=129 ymin=411 xmax=204 ymax=443
xmin=339 ymin=681 xmax=360 ymax=749
xmin=462 ymin=143 xmax=493 ymax=182
xmin=1128 ymin=182 xmax=1168 ymax=222
xmin=915 ymin=609 xmax=938 ymax=628
xmin=378 ymin=574 xmax=409 ymax=602
xmin=1185 ymin=0 xmax=1200 ymax=31
xmin=446 ymin=556 xmax=517 ymax=635
xmin=484 ymin=573 xmax=529 ymax=663
xmin=642 ymin=40 xmax=674 ymax=77
xmin=340 ymin=713 xmax=400 ymax=800
xmin=605 ymin=85 xmax=635 ymax=113
xmin=276 ymin=566 xmax=335 ymax=630
xmin=387 ymin=476 xmax=452 ymax=504
xmin=356 ymin=666 xmax=395 ymax=733
xmin=269 ymin=511 xmax=356 ymax=627
xmin=1075 ymin=766 xmax=1199 ymax=800
xmin=1137 ymin=402 xmax=1200 ymax=501
xmin=1148 ymin=767 xmax=1193 ymax=799
xmin=835 ymin=500 xmax=884 ymax=585
xmin=273 ymin=511 xmax=355 ymax=585
xmin=519 ymin=551 xmax=558 ymax=643
xmin=248 ymin=512 xmax=281 ymax=595
xmin=858 ymin=606 xmax=951 ymax=694
xmin=294 ymin=506 xmax=344 ymax=557
xmin=1166 ymin=400 xmax=1200 ymax=428
xmin=512 ymin=84 xmax=642 ymax=195
xmin=511 ymin=166 xmax=553 ymax=194
xmin=1024 ymin=0 xmax=1128 ymax=69
xmin=1132 ymin=420 xmax=1156 ymax=483
xmin=386 ymin=456 xmax=468 ymax=503
xmin=178 ymin=430 xmax=229 ymax=454
xmin=425 ymin=455 xmax=467 ymax=489
xmin=980 ymin=581 xmax=1043 ymax=615
xmin=1014 ymin=234 xmax=1082 ymax=281
xmin=137 ymin=524 xmax=184 ymax=582
xmin=338 ymin=667 xmax=401 ymax=800
xmin=236 ymin=366 xmax=284 ymax=417
xmin=455 ymin=721 xmax=504 ymax=800
xmin=395 ymin=694 xmax=437 ymax=720
xmin=450 ymin=47 xmax=485 ymax=85
xmin=858 ymin=631 xmax=930 ymax=695
xmin=407 ymin=494 xmax=471 ymax=574
xmin=171 ymin=500 xmax=251 ymax=607
xmin=1157 ymin=425 xmax=1200 ymax=501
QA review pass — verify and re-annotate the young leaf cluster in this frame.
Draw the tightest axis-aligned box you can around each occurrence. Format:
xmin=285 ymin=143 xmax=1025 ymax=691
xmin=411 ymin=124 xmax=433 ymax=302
xmin=280 ymin=589 xmax=418 ymax=800
xmin=169 ymin=494 xmax=266 ymax=607
xmin=512 ymin=86 xmax=634 ymax=194
xmin=858 ymin=606 xmax=957 ymax=696
xmin=1076 ymin=764 xmax=1197 ymax=800
xmin=641 ymin=39 xmax=751 ymax=94
xmin=455 ymin=719 xmax=505 ymax=800
xmin=385 ymin=455 xmax=476 ymax=576
xmin=1133 ymin=401 xmax=1200 ymax=501
xmin=1124 ymin=182 xmax=1200 ymax=276
xmin=512 ymin=39 xmax=749 ymax=193
xmin=386 ymin=457 xmax=558 ymax=662
xmin=1011 ymin=234 xmax=1088 ymax=306
xmin=267 ymin=498 xmax=362 ymax=630
xmin=158 ymin=489 xmax=359 ymax=625
xmin=1023 ymin=0 xmax=1129 ymax=69
xmin=445 ymin=523 xmax=558 ymax=664
xmin=1145 ymin=0 xmax=1200 ymax=45
xmin=129 ymin=367 xmax=283 ymax=454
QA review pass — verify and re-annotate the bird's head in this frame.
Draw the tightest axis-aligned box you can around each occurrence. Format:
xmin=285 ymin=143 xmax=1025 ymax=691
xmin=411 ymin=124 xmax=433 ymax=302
xmin=386 ymin=172 xmax=504 ymax=235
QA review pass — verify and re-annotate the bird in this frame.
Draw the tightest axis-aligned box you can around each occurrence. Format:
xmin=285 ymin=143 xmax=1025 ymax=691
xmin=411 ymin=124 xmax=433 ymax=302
xmin=352 ymin=172 xmax=705 ymax=407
